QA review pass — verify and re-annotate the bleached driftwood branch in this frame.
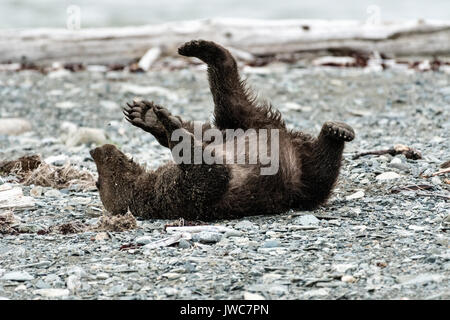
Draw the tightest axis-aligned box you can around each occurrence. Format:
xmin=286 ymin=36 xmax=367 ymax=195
xmin=1 ymin=18 xmax=450 ymax=65
xmin=0 ymin=184 xmax=35 ymax=209
xmin=165 ymin=225 xmax=237 ymax=234
xmin=142 ymin=233 xmax=184 ymax=249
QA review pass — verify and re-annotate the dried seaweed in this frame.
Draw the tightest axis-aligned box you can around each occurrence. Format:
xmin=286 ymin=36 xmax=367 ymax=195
xmin=430 ymin=167 xmax=450 ymax=177
xmin=22 ymin=162 xmax=95 ymax=190
xmin=92 ymin=211 xmax=137 ymax=232
xmin=0 ymin=211 xmax=18 ymax=235
xmin=352 ymin=144 xmax=422 ymax=160
xmin=51 ymin=222 xmax=87 ymax=235
xmin=0 ymin=155 xmax=41 ymax=175
xmin=0 ymin=154 xmax=95 ymax=190
xmin=164 ymin=217 xmax=206 ymax=230
xmin=391 ymin=184 xmax=434 ymax=193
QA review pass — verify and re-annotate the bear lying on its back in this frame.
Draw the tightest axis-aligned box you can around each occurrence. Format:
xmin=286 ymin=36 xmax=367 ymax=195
xmin=90 ymin=40 xmax=355 ymax=221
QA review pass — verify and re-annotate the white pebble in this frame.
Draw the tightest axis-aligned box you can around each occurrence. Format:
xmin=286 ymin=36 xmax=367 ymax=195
xmin=34 ymin=288 xmax=70 ymax=298
xmin=376 ymin=171 xmax=401 ymax=181
xmin=346 ymin=190 xmax=365 ymax=200
xmin=341 ymin=275 xmax=356 ymax=283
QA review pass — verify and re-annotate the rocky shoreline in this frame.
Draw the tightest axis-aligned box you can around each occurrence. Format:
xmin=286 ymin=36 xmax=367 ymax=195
xmin=0 ymin=64 xmax=449 ymax=299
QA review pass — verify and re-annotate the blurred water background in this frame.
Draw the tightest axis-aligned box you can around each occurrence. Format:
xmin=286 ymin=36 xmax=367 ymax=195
xmin=0 ymin=0 xmax=449 ymax=29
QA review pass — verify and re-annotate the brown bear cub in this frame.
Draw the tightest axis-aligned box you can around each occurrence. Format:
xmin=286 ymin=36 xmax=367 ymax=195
xmin=91 ymin=40 xmax=355 ymax=221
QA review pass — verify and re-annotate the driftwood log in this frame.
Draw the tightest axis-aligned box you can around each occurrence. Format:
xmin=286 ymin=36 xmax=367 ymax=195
xmin=1 ymin=18 xmax=450 ymax=65
xmin=0 ymin=185 xmax=35 ymax=209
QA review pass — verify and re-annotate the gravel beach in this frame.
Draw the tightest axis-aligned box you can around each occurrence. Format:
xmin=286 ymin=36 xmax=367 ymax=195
xmin=0 ymin=63 xmax=449 ymax=300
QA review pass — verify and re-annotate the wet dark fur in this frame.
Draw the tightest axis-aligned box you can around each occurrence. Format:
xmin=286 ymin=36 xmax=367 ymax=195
xmin=91 ymin=40 xmax=355 ymax=221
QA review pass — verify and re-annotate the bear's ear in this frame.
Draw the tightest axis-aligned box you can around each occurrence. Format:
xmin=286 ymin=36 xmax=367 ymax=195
xmin=90 ymin=147 xmax=102 ymax=163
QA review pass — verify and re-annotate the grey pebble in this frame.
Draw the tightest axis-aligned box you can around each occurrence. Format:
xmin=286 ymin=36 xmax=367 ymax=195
xmin=44 ymin=189 xmax=62 ymax=197
xmin=235 ymin=220 xmax=255 ymax=230
xmin=35 ymin=279 xmax=51 ymax=289
xmin=178 ymin=238 xmax=192 ymax=249
xmin=1 ymin=271 xmax=34 ymax=281
xmin=135 ymin=236 xmax=153 ymax=245
xmin=262 ymin=240 xmax=282 ymax=248
xmin=388 ymin=162 xmax=410 ymax=171
xmin=294 ymin=214 xmax=320 ymax=226
xmin=192 ymin=232 xmax=222 ymax=244
xmin=224 ymin=230 xmax=243 ymax=237
xmin=108 ymin=284 xmax=127 ymax=296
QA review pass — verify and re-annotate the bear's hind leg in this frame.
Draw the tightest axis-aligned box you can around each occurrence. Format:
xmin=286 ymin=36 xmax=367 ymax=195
xmin=179 ymin=40 xmax=285 ymax=130
xmin=298 ymin=121 xmax=355 ymax=209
